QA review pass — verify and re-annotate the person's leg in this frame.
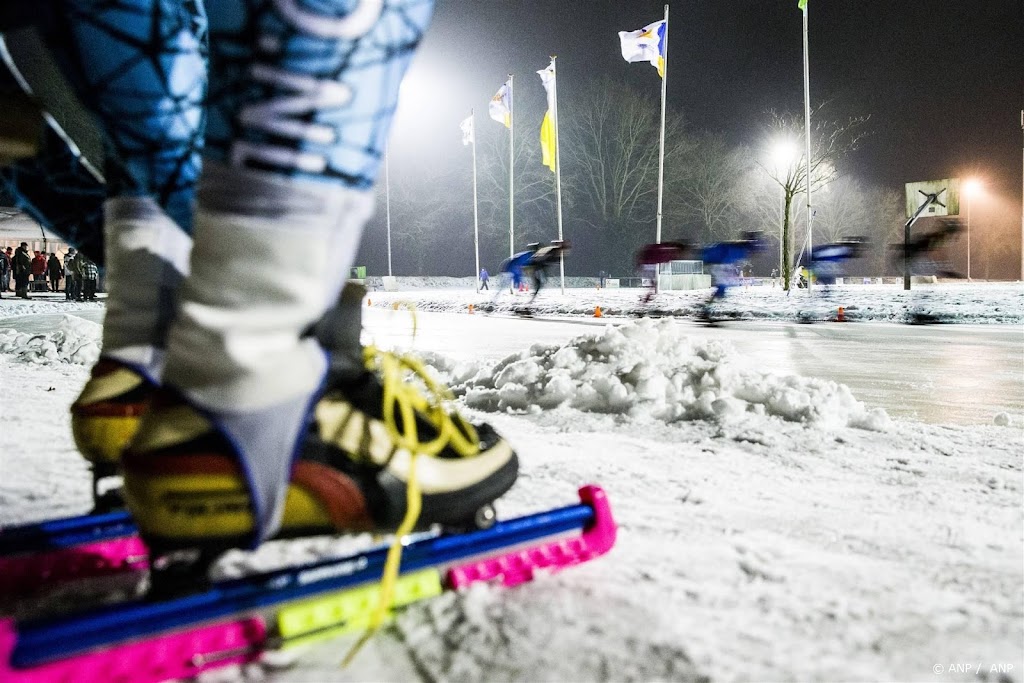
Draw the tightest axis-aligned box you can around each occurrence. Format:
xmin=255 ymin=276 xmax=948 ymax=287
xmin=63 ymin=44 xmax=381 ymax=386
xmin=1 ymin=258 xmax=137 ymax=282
xmin=124 ymin=0 xmax=517 ymax=553
xmin=38 ymin=0 xmax=205 ymax=478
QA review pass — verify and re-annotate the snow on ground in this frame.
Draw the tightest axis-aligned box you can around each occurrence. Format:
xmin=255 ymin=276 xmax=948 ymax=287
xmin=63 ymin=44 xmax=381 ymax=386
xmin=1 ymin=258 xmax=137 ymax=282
xmin=0 ymin=291 xmax=1022 ymax=682
xmin=367 ymin=281 xmax=1024 ymax=325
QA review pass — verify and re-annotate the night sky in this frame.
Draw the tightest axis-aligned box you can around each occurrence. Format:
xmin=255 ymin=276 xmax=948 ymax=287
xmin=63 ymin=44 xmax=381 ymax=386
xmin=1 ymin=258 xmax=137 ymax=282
xmin=409 ymin=0 xmax=1021 ymax=192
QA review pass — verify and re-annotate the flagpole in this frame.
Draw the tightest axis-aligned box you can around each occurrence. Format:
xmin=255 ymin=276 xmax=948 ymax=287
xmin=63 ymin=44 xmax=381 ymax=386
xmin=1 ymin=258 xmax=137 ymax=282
xmin=801 ymin=1 xmax=813 ymax=291
xmin=552 ymin=56 xmax=565 ymax=295
xmin=471 ymin=109 xmax=481 ymax=292
xmin=656 ymin=3 xmax=668 ymax=246
xmin=509 ymin=74 xmax=515 ymax=259
xmin=385 ymin=145 xmax=393 ymax=277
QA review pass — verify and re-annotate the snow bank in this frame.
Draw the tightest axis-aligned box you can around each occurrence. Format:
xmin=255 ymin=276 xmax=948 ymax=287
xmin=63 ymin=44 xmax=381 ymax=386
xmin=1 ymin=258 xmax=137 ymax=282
xmin=432 ymin=318 xmax=891 ymax=431
xmin=0 ymin=314 xmax=101 ymax=365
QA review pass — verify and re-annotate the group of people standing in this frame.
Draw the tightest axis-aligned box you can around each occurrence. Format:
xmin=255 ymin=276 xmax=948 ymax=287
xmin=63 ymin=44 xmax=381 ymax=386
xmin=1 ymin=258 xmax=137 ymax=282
xmin=0 ymin=243 xmax=98 ymax=300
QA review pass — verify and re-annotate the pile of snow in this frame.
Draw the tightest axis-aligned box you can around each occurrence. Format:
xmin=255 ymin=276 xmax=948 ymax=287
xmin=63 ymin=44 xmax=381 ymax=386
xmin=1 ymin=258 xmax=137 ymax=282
xmin=431 ymin=318 xmax=892 ymax=431
xmin=0 ymin=314 xmax=101 ymax=365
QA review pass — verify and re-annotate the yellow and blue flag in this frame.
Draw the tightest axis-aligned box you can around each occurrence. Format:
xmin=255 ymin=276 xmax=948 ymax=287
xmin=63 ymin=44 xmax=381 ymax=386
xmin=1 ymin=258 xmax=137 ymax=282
xmin=618 ymin=20 xmax=667 ymax=78
xmin=489 ymin=81 xmax=512 ymax=129
xmin=537 ymin=60 xmax=556 ymax=172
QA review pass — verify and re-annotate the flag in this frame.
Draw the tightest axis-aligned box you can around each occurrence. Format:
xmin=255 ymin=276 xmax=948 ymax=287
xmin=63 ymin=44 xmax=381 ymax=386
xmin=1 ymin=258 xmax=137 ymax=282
xmin=618 ymin=20 xmax=667 ymax=78
xmin=537 ymin=59 xmax=556 ymax=172
xmin=798 ymin=0 xmax=808 ymax=9
xmin=460 ymin=115 xmax=474 ymax=146
xmin=489 ymin=81 xmax=512 ymax=129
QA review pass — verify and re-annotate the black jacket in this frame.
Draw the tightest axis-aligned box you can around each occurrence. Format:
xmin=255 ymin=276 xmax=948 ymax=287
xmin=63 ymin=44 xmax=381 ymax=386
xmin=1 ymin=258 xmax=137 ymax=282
xmin=12 ymin=247 xmax=31 ymax=277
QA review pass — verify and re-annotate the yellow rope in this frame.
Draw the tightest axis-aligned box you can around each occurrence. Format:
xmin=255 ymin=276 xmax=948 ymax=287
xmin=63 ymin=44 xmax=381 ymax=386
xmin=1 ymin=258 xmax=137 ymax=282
xmin=341 ymin=451 xmax=421 ymax=668
xmin=341 ymin=345 xmax=479 ymax=666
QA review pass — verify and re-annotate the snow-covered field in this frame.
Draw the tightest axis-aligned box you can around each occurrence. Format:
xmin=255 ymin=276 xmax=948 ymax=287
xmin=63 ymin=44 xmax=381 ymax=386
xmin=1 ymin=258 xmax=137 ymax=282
xmin=0 ymin=286 xmax=1021 ymax=682
xmin=368 ymin=281 xmax=1024 ymax=325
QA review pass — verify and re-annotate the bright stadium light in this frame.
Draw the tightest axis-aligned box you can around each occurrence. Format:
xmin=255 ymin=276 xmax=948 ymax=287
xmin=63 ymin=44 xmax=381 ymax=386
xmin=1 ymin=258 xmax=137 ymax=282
xmin=771 ymin=139 xmax=799 ymax=174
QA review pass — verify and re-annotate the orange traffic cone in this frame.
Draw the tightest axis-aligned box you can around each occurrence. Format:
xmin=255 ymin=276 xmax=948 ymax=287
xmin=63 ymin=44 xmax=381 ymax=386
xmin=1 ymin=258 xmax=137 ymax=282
xmin=468 ymin=303 xmax=475 ymax=314
xmin=594 ymin=306 xmax=603 ymax=318
xmin=837 ymin=306 xmax=845 ymax=322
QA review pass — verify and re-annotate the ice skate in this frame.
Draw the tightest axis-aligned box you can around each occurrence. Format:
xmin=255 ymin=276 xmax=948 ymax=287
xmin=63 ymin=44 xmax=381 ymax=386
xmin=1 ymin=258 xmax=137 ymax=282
xmin=122 ymin=258 xmax=517 ymax=556
xmin=123 ymin=348 xmax=518 ymax=557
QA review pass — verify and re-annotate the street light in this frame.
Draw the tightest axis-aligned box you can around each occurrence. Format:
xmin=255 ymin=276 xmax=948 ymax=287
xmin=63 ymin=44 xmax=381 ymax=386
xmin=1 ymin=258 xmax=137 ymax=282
xmin=963 ymin=178 xmax=983 ymax=281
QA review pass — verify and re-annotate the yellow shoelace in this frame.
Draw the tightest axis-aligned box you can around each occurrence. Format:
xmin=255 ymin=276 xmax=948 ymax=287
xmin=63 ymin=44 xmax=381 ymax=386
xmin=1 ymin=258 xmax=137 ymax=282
xmin=341 ymin=344 xmax=479 ymax=666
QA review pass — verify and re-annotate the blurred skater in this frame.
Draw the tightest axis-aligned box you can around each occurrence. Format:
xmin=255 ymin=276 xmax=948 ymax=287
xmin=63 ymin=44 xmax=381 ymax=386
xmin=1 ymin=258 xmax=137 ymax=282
xmin=697 ymin=232 xmax=766 ymax=322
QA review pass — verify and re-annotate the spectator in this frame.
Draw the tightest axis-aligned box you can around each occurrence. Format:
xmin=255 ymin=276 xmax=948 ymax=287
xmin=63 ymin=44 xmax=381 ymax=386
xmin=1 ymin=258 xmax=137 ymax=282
xmin=479 ymin=267 xmax=489 ymax=291
xmin=79 ymin=255 xmax=99 ymax=301
xmin=13 ymin=242 xmax=31 ymax=298
xmin=64 ymin=248 xmax=79 ymax=301
xmin=0 ymin=246 xmax=11 ymax=296
xmin=599 ymin=270 xmax=606 ymax=289
xmin=48 ymin=252 xmax=63 ymax=292
xmin=31 ymin=250 xmax=48 ymax=292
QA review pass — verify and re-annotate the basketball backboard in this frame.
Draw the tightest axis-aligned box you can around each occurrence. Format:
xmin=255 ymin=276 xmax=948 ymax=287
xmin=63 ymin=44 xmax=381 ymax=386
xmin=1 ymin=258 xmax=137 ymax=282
xmin=905 ymin=178 xmax=960 ymax=218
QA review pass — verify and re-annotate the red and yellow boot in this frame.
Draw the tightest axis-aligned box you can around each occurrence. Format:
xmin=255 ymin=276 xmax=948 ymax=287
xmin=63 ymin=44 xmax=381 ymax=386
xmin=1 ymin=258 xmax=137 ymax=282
xmin=70 ymin=359 xmax=154 ymax=510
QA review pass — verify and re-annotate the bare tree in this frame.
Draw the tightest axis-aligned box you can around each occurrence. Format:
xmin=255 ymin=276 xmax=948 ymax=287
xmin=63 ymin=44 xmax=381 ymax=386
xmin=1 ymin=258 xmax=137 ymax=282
xmin=862 ymin=187 xmax=905 ymax=276
xmin=670 ymin=134 xmax=751 ymax=241
xmin=735 ymin=166 xmax=789 ymax=274
xmin=476 ymin=115 xmax=557 ymax=261
xmin=561 ymin=76 xmax=691 ymax=269
xmin=812 ymin=176 xmax=873 ymax=244
xmin=384 ymin=164 xmax=466 ymax=275
xmin=757 ymin=106 xmax=869 ymax=289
